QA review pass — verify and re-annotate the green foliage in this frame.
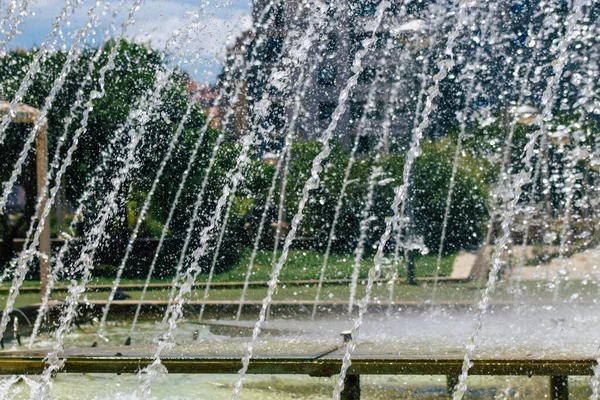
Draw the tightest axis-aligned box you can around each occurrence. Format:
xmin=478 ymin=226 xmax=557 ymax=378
xmin=126 ymin=189 xmax=166 ymax=238
xmin=0 ymin=41 xmax=238 ymax=275
xmin=248 ymin=138 xmax=491 ymax=260
xmin=285 ymin=141 xmax=355 ymax=250
xmin=456 ymin=116 xmax=534 ymax=184
xmin=455 ymin=111 xmax=600 ymax=246
xmin=412 ymin=138 xmax=489 ymax=252
xmin=12 ymin=41 xmax=591 ymax=281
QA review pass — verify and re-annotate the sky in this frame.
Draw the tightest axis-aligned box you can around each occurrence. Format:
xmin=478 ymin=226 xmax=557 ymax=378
xmin=9 ymin=0 xmax=253 ymax=83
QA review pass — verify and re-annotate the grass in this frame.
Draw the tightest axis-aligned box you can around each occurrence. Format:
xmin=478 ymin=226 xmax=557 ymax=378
xmin=204 ymin=248 xmax=456 ymax=283
xmin=2 ymin=249 xmax=457 ymax=308
xmin=3 ymin=278 xmax=599 ymax=310
xmin=16 ymin=248 xmax=455 ymax=287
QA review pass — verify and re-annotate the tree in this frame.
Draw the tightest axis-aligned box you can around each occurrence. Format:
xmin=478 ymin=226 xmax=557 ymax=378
xmin=0 ymin=40 xmax=213 ymax=270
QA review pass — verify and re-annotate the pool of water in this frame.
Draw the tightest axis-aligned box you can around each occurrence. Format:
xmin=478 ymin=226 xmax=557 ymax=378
xmin=0 ymin=303 xmax=598 ymax=398
xmin=4 ymin=302 xmax=600 ymax=358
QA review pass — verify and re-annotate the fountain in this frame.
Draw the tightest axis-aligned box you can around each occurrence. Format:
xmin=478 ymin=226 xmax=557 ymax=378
xmin=0 ymin=0 xmax=599 ymax=399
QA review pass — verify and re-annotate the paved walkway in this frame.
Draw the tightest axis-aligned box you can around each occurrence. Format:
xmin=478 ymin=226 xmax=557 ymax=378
xmin=511 ymin=247 xmax=600 ymax=280
xmin=450 ymin=251 xmax=477 ymax=279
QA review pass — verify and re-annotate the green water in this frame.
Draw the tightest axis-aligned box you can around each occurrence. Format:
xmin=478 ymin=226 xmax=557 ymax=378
xmin=0 ymin=374 xmax=595 ymax=399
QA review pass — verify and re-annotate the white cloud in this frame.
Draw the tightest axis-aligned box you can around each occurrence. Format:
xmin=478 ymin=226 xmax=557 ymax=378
xmin=13 ymin=0 xmax=252 ymax=81
xmin=128 ymin=7 xmax=252 ymax=59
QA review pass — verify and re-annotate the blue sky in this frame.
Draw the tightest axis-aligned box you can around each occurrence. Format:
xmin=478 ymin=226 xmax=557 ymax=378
xmin=9 ymin=0 xmax=252 ymax=83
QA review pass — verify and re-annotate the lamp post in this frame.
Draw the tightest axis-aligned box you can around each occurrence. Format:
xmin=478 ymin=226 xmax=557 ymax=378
xmin=261 ymin=151 xmax=279 ymax=166
xmin=0 ymin=102 xmax=50 ymax=299
xmin=261 ymin=151 xmax=280 ymax=321
xmin=405 ymin=172 xmax=417 ymax=285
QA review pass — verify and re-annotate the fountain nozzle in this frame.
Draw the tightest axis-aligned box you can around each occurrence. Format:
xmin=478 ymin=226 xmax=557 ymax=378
xmin=341 ymin=330 xmax=353 ymax=343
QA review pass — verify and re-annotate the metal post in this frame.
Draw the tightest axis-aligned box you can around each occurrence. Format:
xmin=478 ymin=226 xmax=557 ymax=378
xmin=405 ymin=170 xmax=417 ymax=285
xmin=550 ymin=376 xmax=568 ymax=400
xmin=339 ymin=330 xmax=360 ymax=400
xmin=406 ymin=249 xmax=416 ymax=285
xmin=341 ymin=374 xmax=360 ymax=400
xmin=36 ymin=122 xmax=50 ymax=299
xmin=446 ymin=375 xmax=458 ymax=395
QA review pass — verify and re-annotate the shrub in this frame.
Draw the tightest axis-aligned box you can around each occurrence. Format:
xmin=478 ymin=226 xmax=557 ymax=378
xmin=412 ymin=138 xmax=489 ymax=253
xmin=265 ymin=138 xmax=490 ymax=258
